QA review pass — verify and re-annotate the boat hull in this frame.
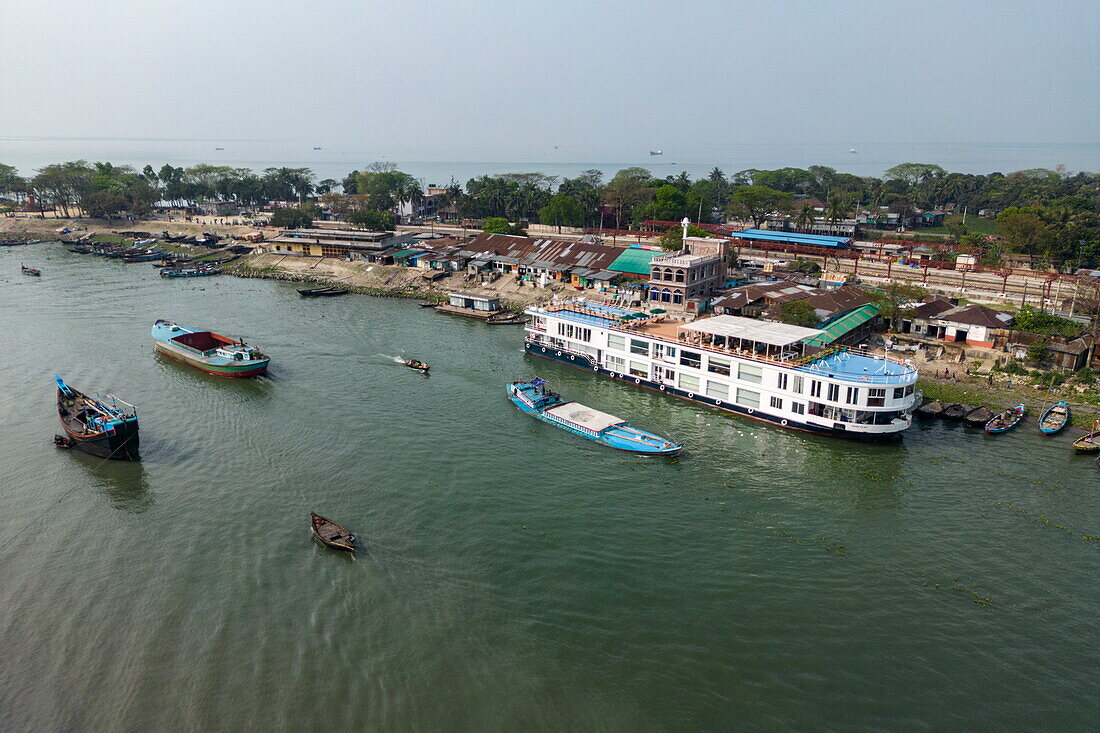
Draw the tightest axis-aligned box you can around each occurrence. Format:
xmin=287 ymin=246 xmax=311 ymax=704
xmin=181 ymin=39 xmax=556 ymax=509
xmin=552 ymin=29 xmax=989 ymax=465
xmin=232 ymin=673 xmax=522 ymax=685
xmin=61 ymin=419 xmax=141 ymax=460
xmin=154 ymin=342 xmax=269 ymax=377
xmin=523 ymin=341 xmax=907 ymax=441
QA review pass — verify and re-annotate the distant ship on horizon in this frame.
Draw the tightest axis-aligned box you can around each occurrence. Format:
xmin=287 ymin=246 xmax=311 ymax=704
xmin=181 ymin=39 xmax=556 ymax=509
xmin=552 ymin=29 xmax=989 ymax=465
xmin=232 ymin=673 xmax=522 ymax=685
xmin=649 ymin=149 xmax=663 ymax=156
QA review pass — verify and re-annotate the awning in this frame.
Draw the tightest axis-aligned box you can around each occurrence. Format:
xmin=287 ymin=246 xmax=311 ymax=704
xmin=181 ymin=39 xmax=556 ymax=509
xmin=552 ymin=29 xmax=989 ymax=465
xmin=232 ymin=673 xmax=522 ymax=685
xmin=805 ymin=303 xmax=881 ymax=347
xmin=681 ymin=315 xmax=823 ymax=346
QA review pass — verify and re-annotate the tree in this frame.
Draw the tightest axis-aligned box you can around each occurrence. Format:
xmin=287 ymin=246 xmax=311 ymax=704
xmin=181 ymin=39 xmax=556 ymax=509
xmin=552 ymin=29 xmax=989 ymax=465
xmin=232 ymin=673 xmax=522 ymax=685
xmin=0 ymin=163 xmax=26 ymax=205
xmin=867 ymin=282 xmax=928 ymax=324
xmin=316 ymin=179 xmax=338 ymax=196
xmin=825 ymin=196 xmax=848 ymax=226
xmin=944 ymin=215 xmax=968 ymax=243
xmin=482 ymin=217 xmax=526 ymax=235
xmin=1026 ymin=340 xmax=1048 ymax=367
xmin=794 ymin=202 xmax=816 ymax=231
xmin=884 ymin=163 xmax=946 ymax=189
xmin=81 ymin=190 xmax=128 ymax=219
xmin=270 ymin=206 xmax=313 ymax=229
xmin=997 ymin=208 xmax=1051 ymax=253
xmin=539 ymin=194 xmax=584 ymax=232
xmin=658 ymin=223 xmax=711 ymax=251
xmin=779 ymin=300 xmax=818 ymax=327
xmin=602 ymin=167 xmax=652 ymax=229
xmin=632 ymin=185 xmax=689 ymax=226
xmin=345 ymin=209 xmax=394 ymax=230
xmin=726 ymin=186 xmax=792 ymax=228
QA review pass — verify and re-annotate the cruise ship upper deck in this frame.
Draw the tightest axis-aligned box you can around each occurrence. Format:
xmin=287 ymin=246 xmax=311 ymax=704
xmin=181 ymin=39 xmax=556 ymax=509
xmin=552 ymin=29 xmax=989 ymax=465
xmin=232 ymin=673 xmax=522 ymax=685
xmin=531 ymin=301 xmax=917 ymax=385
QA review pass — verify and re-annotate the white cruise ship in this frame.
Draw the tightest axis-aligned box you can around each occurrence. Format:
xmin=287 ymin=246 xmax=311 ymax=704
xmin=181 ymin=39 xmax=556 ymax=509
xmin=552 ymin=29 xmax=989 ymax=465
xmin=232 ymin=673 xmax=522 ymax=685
xmin=523 ymin=300 xmax=920 ymax=439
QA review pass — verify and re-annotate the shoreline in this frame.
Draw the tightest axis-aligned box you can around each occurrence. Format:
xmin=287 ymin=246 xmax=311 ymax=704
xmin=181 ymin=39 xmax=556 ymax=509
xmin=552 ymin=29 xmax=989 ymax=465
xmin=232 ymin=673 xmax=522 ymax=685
xmin=9 ymin=216 xmax=1099 ymax=432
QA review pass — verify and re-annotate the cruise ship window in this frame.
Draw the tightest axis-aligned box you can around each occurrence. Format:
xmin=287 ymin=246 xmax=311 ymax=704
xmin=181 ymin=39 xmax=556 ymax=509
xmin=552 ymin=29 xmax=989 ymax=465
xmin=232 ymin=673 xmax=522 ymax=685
xmin=893 ymin=387 xmax=905 ymax=399
xmin=738 ymin=363 xmax=762 ymax=384
xmin=810 ymin=380 xmax=821 ymax=397
xmin=607 ymin=334 xmax=626 ymax=351
xmin=630 ymin=339 xmax=649 ymax=356
xmin=770 ymin=396 xmax=783 ymax=410
xmin=705 ymin=381 xmax=729 ymax=400
xmin=679 ymin=373 xmax=700 ymax=391
xmin=776 ymin=373 xmax=788 ymax=390
xmin=629 ymin=361 xmax=648 ymax=378
xmin=791 ymin=402 xmax=806 ymax=415
xmin=845 ymin=386 xmax=859 ymax=404
xmin=826 ymin=383 xmax=839 ymax=402
xmin=680 ymin=350 xmax=702 ymax=369
xmin=736 ymin=388 xmax=760 ymax=408
xmin=868 ymin=388 xmax=886 ymax=407
xmin=707 ymin=357 xmax=731 ymax=376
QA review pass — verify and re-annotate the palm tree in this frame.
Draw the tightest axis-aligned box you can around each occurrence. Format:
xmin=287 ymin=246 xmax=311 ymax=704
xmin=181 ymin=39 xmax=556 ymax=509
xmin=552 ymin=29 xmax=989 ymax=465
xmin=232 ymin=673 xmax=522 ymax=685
xmin=795 ymin=202 xmax=816 ymax=232
xmin=825 ymin=196 xmax=847 ymax=229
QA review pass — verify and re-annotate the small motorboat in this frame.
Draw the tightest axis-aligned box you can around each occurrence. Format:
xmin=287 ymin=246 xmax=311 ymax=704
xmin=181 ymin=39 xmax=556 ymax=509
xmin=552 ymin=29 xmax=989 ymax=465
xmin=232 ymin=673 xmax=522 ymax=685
xmin=418 ymin=301 xmax=440 ymax=308
xmin=297 ymin=286 xmax=349 ymax=297
xmin=942 ymin=403 xmax=972 ymax=420
xmin=310 ymin=512 xmax=355 ymax=552
xmin=985 ymin=404 xmax=1026 ymax=435
xmin=916 ymin=399 xmax=944 ymax=418
xmin=404 ymin=359 xmax=430 ymax=371
xmin=160 ymin=265 xmax=222 ymax=278
xmin=20 ymin=264 xmax=41 ymax=276
xmin=964 ymin=406 xmax=995 ymax=427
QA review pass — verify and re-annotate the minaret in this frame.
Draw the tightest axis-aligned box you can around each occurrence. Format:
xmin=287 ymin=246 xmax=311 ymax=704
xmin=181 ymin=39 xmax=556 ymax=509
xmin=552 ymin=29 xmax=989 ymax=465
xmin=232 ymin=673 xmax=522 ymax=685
xmin=681 ymin=217 xmax=690 ymax=251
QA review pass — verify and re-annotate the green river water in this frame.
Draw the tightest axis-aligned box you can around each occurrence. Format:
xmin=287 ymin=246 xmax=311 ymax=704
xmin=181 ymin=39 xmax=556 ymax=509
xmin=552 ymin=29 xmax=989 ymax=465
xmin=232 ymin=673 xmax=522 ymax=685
xmin=0 ymin=245 xmax=1097 ymax=731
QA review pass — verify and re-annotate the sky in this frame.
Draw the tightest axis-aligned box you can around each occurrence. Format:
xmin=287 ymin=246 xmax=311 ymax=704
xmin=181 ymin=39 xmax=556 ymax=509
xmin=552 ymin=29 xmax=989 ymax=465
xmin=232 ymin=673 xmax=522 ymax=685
xmin=0 ymin=0 xmax=1097 ymax=160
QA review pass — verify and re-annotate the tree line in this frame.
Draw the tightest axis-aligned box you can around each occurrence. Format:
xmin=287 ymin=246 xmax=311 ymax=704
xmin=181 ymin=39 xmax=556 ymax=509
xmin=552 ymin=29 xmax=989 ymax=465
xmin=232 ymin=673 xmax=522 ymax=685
xmin=1 ymin=159 xmax=1096 ymax=267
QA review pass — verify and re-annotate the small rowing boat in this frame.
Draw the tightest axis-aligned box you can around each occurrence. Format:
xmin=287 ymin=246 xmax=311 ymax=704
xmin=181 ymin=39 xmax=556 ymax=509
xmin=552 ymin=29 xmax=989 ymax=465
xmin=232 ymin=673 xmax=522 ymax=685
xmin=942 ymin=403 xmax=972 ymax=420
xmin=964 ymin=406 xmax=995 ymax=427
xmin=508 ymin=379 xmax=682 ymax=456
xmin=985 ymin=404 xmax=1026 ymax=435
xmin=151 ymin=319 xmax=270 ymax=377
xmin=404 ymin=359 xmax=430 ymax=371
xmin=486 ymin=313 xmax=528 ymax=325
xmin=310 ymin=512 xmax=356 ymax=552
xmin=1039 ymin=400 xmax=1070 ymax=435
xmin=916 ymin=399 xmax=944 ymax=418
xmin=297 ymin=286 xmax=349 ymax=297
xmin=20 ymin=264 xmax=41 ymax=276
xmin=1072 ymin=420 xmax=1100 ymax=453
xmin=55 ymin=375 xmax=140 ymax=461
xmin=418 ymin=301 xmax=440 ymax=308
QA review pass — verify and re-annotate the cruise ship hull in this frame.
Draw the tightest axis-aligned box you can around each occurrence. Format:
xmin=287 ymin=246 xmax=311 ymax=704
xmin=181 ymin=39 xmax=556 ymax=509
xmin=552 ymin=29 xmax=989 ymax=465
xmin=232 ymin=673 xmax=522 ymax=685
xmin=524 ymin=341 xmax=906 ymax=440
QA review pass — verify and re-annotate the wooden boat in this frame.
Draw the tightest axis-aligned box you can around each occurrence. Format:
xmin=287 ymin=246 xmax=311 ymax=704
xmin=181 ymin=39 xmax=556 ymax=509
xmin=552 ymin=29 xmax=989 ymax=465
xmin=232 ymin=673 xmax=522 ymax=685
xmin=160 ymin=265 xmax=222 ymax=278
xmin=20 ymin=264 xmax=41 ymax=276
xmin=964 ymin=406 xmax=995 ymax=427
xmin=418 ymin=301 xmax=440 ymax=308
xmin=123 ymin=250 xmax=166 ymax=263
xmin=151 ymin=319 xmax=270 ymax=377
xmin=508 ymin=379 xmax=683 ymax=456
xmin=985 ymin=404 xmax=1026 ymax=435
xmin=1039 ymin=401 xmax=1070 ymax=435
xmin=486 ymin=313 xmax=528 ymax=325
xmin=310 ymin=512 xmax=355 ymax=552
xmin=1072 ymin=430 xmax=1100 ymax=453
xmin=942 ymin=403 xmax=972 ymax=420
xmin=916 ymin=399 xmax=944 ymax=418
xmin=404 ymin=359 xmax=430 ymax=371
xmin=55 ymin=375 xmax=140 ymax=461
xmin=297 ymin=286 xmax=350 ymax=297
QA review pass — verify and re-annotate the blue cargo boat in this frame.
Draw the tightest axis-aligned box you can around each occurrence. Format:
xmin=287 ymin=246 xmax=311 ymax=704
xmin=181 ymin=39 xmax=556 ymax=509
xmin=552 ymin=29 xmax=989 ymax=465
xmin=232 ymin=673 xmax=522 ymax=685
xmin=508 ymin=379 xmax=682 ymax=455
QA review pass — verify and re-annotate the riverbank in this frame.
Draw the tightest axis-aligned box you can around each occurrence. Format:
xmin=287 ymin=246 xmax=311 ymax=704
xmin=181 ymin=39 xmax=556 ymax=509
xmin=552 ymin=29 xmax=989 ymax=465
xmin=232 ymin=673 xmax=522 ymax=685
xmin=229 ymin=252 xmax=576 ymax=311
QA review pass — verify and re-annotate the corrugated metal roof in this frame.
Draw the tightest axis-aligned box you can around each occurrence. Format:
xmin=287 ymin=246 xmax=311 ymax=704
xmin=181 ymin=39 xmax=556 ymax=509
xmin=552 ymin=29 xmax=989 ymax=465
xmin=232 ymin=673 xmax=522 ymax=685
xmin=805 ymin=303 xmax=881 ymax=347
xmin=733 ymin=229 xmax=852 ymax=247
xmin=609 ymin=248 xmax=660 ymax=275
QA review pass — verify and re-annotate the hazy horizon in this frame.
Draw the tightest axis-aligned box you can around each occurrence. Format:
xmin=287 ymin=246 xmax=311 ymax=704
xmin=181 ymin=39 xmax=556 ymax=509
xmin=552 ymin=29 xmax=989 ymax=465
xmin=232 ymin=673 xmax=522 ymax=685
xmin=1 ymin=0 xmax=1097 ymax=162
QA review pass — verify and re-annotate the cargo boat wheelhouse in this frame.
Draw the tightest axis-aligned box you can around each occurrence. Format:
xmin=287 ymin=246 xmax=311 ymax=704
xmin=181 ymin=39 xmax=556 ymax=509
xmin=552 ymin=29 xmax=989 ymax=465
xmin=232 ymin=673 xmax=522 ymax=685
xmin=55 ymin=375 xmax=140 ymax=460
xmin=151 ymin=319 xmax=270 ymax=377
xmin=523 ymin=300 xmax=920 ymax=439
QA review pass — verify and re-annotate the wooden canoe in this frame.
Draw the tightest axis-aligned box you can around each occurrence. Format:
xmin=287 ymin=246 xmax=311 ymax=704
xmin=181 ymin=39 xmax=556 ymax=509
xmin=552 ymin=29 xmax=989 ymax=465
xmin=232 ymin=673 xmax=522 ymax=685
xmin=916 ymin=399 xmax=944 ymax=418
xmin=985 ymin=404 xmax=1026 ymax=435
xmin=298 ymin=286 xmax=349 ymax=297
xmin=1072 ymin=431 xmax=1100 ymax=453
xmin=1038 ymin=401 xmax=1070 ymax=435
xmin=310 ymin=512 xmax=355 ymax=552
xmin=942 ymin=403 xmax=972 ymax=420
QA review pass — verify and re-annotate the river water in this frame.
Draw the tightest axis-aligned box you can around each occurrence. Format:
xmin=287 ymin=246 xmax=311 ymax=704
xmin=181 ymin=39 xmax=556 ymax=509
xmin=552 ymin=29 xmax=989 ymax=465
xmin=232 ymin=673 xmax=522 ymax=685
xmin=0 ymin=245 xmax=1097 ymax=731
